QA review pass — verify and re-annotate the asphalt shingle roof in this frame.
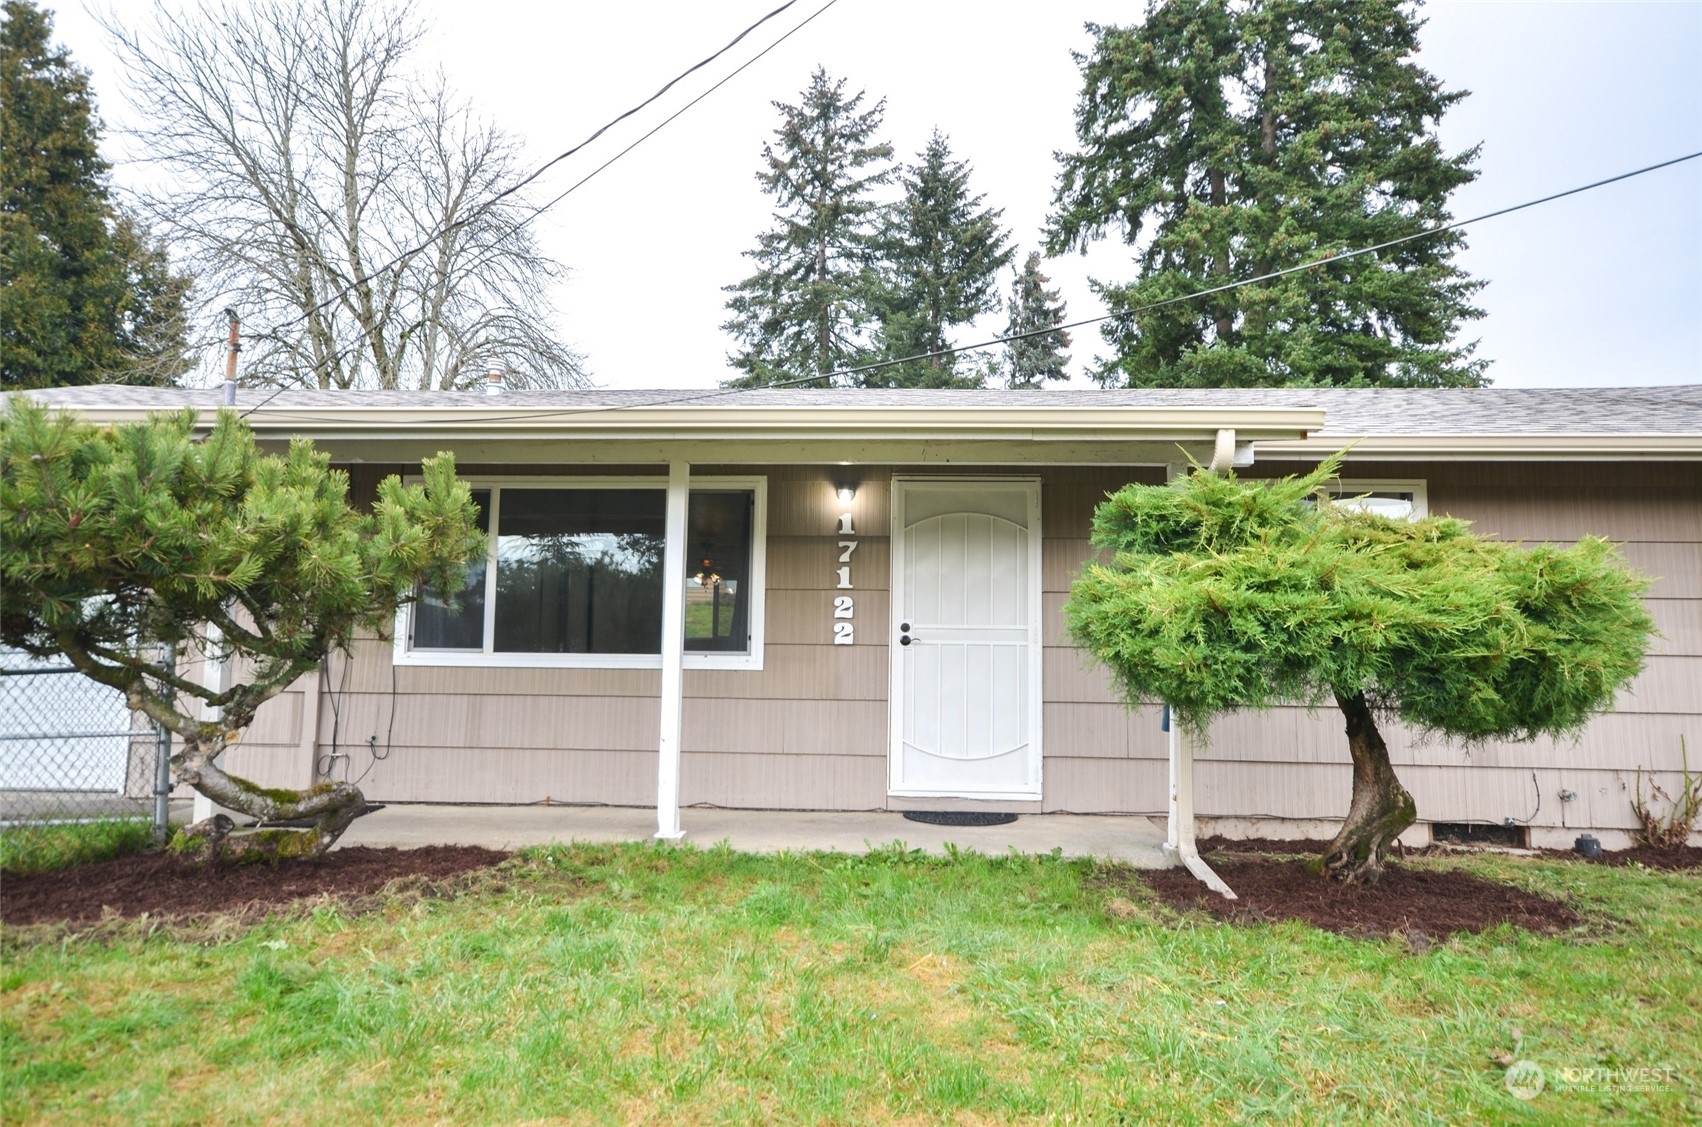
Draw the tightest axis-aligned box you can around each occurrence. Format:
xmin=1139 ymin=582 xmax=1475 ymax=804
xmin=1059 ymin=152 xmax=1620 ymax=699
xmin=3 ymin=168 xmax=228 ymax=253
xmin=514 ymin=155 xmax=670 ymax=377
xmin=16 ymin=383 xmax=1702 ymax=436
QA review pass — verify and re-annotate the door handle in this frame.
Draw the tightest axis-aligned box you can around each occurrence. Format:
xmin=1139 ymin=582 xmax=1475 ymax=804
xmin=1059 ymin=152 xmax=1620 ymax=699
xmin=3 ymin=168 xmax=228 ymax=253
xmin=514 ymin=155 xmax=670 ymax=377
xmin=900 ymin=634 xmax=916 ymax=646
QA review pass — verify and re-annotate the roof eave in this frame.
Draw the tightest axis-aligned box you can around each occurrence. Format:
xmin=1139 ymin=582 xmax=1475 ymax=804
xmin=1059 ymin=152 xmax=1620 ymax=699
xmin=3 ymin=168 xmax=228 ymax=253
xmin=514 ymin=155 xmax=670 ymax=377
xmin=40 ymin=403 xmax=1328 ymax=444
xmin=1256 ymin=434 xmax=1702 ymax=461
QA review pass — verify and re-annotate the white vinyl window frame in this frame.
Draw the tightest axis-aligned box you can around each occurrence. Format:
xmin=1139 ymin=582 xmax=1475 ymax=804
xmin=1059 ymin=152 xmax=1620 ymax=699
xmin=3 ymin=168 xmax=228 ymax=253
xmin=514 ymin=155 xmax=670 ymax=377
xmin=393 ymin=474 xmax=767 ymax=671
xmin=1327 ymin=478 xmax=1429 ymax=520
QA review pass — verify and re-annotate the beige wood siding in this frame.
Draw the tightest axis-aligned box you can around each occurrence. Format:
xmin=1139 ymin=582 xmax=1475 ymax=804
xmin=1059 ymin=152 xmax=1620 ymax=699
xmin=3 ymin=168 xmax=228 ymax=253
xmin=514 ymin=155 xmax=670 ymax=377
xmin=234 ymin=458 xmax=1697 ymax=835
xmin=223 ymin=681 xmax=314 ymax=792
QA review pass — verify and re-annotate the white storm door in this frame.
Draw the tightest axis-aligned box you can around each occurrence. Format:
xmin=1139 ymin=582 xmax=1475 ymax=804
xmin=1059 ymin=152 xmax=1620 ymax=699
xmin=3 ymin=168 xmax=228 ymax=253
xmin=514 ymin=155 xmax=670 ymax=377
xmin=889 ymin=479 xmax=1042 ymax=799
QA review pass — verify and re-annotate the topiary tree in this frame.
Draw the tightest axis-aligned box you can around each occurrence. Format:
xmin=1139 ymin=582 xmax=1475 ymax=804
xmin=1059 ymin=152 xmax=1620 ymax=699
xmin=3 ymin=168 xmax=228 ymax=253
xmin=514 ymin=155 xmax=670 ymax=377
xmin=1065 ymin=460 xmax=1654 ymax=882
xmin=0 ymin=398 xmax=485 ymax=858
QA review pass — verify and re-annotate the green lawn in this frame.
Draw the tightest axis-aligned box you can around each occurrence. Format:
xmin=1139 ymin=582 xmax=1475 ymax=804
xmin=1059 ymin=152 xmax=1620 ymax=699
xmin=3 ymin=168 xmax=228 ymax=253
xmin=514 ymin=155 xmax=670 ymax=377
xmin=3 ymin=843 xmax=1697 ymax=1124
xmin=0 ymin=818 xmax=155 ymax=875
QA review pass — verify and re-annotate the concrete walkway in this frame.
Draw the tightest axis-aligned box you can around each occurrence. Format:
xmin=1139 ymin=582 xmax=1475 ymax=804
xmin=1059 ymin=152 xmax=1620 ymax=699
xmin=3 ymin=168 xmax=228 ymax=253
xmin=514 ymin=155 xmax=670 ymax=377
xmin=335 ymin=804 xmax=1172 ymax=867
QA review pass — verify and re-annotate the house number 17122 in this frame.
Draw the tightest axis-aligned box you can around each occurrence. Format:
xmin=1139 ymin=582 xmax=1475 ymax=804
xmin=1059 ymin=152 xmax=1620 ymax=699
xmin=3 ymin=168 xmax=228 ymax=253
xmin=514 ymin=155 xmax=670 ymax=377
xmin=833 ymin=510 xmax=857 ymax=644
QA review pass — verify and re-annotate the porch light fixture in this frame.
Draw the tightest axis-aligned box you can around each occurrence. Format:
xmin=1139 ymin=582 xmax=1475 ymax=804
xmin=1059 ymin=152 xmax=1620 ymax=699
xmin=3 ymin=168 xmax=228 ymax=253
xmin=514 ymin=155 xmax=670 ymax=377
xmin=835 ymin=483 xmax=857 ymax=504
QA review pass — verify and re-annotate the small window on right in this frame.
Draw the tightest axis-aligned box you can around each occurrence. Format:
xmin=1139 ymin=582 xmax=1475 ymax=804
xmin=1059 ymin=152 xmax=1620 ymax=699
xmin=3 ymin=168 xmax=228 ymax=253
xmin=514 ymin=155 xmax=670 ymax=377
xmin=1326 ymin=480 xmax=1428 ymax=521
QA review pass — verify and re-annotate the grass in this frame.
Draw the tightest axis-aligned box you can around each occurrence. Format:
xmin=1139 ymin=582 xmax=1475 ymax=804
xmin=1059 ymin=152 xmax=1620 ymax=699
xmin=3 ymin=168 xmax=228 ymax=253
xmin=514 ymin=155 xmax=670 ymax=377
xmin=0 ymin=817 xmax=155 ymax=875
xmin=3 ymin=843 xmax=1698 ymax=1124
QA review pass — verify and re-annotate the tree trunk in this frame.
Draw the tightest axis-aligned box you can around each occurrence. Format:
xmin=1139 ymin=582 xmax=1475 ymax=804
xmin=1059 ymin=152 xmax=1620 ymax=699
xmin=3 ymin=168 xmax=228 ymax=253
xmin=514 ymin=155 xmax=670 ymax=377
xmin=1260 ymin=56 xmax=1278 ymax=158
xmin=79 ymin=640 xmax=366 ymax=862
xmin=1323 ymin=690 xmax=1417 ymax=883
xmin=1207 ymin=167 xmax=1234 ymax=341
xmin=174 ymin=733 xmax=365 ymax=862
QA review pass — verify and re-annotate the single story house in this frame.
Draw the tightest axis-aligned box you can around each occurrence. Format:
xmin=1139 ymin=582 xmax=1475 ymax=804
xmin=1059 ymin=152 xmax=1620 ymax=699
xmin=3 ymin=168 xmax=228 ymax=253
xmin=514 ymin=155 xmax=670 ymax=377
xmin=19 ymin=383 xmax=1702 ymax=850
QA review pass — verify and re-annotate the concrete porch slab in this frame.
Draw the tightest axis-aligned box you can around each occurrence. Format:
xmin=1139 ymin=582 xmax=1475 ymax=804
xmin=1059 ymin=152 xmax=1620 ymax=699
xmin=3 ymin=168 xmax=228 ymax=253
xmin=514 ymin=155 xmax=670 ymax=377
xmin=334 ymin=803 xmax=1172 ymax=867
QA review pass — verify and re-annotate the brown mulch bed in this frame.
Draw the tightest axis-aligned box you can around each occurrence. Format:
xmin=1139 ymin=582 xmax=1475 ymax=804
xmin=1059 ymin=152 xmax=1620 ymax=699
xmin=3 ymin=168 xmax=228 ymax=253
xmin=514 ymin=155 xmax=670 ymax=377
xmin=1 ymin=845 xmax=509 ymax=928
xmin=1141 ymin=857 xmax=1582 ymax=939
xmin=1199 ymin=835 xmax=1702 ymax=872
xmin=1543 ymin=844 xmax=1702 ymax=872
xmin=1196 ymin=835 xmax=1332 ymax=855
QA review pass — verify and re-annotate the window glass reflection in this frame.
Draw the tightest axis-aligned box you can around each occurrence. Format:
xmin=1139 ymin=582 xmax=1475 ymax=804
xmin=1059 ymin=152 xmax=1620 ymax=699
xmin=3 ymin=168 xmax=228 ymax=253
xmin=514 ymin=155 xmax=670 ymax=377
xmin=494 ymin=490 xmax=666 ymax=653
xmin=412 ymin=490 xmax=490 ymax=649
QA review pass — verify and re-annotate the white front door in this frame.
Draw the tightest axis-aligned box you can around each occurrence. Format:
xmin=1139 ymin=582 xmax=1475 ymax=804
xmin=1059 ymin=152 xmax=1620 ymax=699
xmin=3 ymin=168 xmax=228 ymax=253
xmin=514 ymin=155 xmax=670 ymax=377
xmin=889 ymin=479 xmax=1042 ymax=799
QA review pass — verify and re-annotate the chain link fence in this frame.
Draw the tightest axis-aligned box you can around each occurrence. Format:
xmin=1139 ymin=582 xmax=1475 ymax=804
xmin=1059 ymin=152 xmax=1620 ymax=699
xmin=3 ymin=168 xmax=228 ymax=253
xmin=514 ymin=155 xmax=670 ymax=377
xmin=1 ymin=649 xmax=172 ymax=863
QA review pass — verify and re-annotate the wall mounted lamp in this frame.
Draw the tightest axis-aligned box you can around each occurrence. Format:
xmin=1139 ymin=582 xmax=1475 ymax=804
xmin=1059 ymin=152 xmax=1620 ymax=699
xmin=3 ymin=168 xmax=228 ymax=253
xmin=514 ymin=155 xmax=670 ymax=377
xmin=835 ymin=483 xmax=857 ymax=504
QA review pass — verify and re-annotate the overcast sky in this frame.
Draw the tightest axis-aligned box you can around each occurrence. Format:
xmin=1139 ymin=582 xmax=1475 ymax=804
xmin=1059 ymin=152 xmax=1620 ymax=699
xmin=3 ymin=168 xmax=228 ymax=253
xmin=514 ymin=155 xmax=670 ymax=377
xmin=47 ymin=0 xmax=1702 ymax=390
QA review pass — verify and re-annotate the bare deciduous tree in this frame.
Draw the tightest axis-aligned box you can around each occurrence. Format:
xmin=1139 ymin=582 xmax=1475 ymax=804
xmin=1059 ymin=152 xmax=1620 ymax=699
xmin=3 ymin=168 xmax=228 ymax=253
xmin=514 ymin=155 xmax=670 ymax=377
xmin=106 ymin=0 xmax=586 ymax=390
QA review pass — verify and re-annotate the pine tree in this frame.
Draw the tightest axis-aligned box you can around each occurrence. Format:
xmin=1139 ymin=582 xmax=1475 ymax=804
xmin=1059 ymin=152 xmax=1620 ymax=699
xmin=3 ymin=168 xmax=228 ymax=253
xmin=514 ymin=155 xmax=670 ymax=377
xmin=0 ymin=1 xmax=190 ymax=389
xmin=1 ymin=399 xmax=485 ymax=858
xmin=1003 ymin=252 xmax=1071 ymax=389
xmin=869 ymin=130 xmax=1012 ymax=388
xmin=1046 ymin=0 xmax=1486 ymax=389
xmin=722 ymin=68 xmax=892 ymax=387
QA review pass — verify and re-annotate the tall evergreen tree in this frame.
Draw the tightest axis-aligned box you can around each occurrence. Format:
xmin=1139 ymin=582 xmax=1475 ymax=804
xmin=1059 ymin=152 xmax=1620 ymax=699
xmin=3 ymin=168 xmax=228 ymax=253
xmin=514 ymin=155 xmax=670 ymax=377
xmin=1003 ymin=251 xmax=1071 ymax=389
xmin=722 ymin=68 xmax=892 ymax=387
xmin=1046 ymin=0 xmax=1487 ymax=389
xmin=0 ymin=1 xmax=190 ymax=389
xmin=869 ymin=130 xmax=1012 ymax=388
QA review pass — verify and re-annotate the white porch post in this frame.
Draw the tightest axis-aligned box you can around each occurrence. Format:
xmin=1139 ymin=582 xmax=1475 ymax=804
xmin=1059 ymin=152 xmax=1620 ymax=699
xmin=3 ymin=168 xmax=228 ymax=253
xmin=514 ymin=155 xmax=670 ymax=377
xmin=655 ymin=460 xmax=690 ymax=841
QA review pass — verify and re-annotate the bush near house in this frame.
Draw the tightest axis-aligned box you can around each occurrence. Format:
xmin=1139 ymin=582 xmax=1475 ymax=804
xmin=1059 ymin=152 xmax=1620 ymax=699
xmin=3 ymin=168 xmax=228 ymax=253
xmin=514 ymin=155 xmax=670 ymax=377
xmin=1066 ymin=460 xmax=1654 ymax=881
xmin=0 ymin=400 xmax=485 ymax=857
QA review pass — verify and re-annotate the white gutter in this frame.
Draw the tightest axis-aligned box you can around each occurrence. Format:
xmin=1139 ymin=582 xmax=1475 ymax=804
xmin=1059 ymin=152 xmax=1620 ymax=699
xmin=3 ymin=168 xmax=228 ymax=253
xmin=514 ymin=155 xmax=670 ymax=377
xmin=44 ymin=400 xmax=1327 ymax=444
xmin=1256 ymin=433 xmax=1702 ymax=461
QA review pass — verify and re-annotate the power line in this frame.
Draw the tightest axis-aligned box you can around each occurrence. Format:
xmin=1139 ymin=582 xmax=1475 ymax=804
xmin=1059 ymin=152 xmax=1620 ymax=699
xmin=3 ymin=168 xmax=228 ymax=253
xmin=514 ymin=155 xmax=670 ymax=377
xmin=242 ymin=0 xmax=833 ymax=419
xmin=259 ymin=2 xmax=807 ymax=358
xmin=520 ymin=0 xmax=840 ymax=227
xmin=236 ymin=148 xmax=1702 ymax=428
xmin=824 ymin=148 xmax=1702 ymax=385
xmin=300 ymin=0 xmax=803 ymax=323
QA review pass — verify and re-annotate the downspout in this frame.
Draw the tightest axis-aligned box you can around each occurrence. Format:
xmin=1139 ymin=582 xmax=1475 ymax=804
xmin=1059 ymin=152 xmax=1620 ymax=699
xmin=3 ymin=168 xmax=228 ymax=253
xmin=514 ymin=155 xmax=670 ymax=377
xmin=1164 ymin=428 xmax=1239 ymax=899
xmin=1165 ymin=713 xmax=1237 ymax=899
xmin=222 ymin=309 xmax=240 ymax=407
xmin=1207 ymin=426 xmax=1236 ymax=474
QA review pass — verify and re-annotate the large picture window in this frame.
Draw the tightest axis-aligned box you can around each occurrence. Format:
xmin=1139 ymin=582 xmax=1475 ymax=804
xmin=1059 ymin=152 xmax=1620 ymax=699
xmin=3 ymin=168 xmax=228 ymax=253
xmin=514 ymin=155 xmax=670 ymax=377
xmin=400 ymin=477 xmax=766 ymax=669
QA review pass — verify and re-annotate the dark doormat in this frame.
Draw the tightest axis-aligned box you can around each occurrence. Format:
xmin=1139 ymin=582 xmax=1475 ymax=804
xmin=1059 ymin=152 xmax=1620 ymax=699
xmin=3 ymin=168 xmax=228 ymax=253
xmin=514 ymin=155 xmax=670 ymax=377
xmin=902 ymin=811 xmax=1018 ymax=827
